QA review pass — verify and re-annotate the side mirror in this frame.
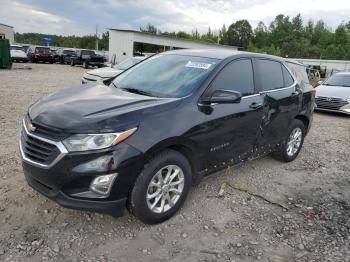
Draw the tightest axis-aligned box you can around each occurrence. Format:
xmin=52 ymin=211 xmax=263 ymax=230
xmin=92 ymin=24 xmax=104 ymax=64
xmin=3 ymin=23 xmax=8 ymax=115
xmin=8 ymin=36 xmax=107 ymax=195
xmin=209 ymin=90 xmax=242 ymax=104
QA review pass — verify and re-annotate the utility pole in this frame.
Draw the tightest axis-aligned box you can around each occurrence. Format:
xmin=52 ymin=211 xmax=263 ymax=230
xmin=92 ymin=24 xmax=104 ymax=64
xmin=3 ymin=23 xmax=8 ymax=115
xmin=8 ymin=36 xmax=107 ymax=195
xmin=95 ymin=25 xmax=99 ymax=50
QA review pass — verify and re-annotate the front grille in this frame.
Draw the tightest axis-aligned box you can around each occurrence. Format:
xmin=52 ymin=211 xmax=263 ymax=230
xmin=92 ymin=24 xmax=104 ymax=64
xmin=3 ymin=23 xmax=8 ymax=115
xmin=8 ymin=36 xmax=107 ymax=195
xmin=25 ymin=116 xmax=70 ymax=141
xmin=21 ymin=129 xmax=61 ymax=165
xmin=315 ymin=96 xmax=348 ymax=110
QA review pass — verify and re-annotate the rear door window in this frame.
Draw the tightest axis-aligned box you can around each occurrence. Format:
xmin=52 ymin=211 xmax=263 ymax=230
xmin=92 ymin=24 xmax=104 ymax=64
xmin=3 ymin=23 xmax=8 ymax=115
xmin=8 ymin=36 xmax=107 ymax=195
xmin=256 ymin=59 xmax=284 ymax=91
xmin=282 ymin=66 xmax=294 ymax=86
xmin=210 ymin=59 xmax=255 ymax=96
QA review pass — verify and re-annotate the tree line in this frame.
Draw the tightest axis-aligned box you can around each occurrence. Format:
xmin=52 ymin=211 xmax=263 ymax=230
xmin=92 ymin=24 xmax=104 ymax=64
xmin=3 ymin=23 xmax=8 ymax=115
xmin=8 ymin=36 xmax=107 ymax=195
xmin=14 ymin=32 xmax=109 ymax=51
xmin=15 ymin=13 xmax=350 ymax=60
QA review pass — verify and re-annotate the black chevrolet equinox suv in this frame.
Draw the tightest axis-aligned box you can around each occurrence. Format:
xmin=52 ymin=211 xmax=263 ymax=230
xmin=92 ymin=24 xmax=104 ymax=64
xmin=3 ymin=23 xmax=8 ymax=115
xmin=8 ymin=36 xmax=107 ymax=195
xmin=20 ymin=50 xmax=315 ymax=224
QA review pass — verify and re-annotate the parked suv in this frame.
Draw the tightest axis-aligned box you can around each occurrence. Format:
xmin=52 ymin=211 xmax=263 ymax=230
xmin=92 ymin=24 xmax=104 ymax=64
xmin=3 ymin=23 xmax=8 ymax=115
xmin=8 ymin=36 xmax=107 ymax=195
xmin=27 ymin=46 xmax=54 ymax=63
xmin=71 ymin=49 xmax=104 ymax=68
xmin=57 ymin=48 xmax=77 ymax=64
xmin=20 ymin=50 xmax=314 ymax=224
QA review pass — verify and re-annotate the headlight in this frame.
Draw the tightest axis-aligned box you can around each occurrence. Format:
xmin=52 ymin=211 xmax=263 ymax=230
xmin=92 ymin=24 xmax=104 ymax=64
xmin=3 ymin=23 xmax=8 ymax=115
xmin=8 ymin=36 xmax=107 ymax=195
xmin=62 ymin=127 xmax=137 ymax=152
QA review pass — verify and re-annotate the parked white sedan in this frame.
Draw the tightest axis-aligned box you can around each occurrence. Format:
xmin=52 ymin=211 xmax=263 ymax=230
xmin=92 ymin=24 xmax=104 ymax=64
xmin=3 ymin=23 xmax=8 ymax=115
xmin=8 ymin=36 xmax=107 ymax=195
xmin=315 ymin=72 xmax=350 ymax=115
xmin=10 ymin=49 xmax=29 ymax=63
xmin=82 ymin=56 xmax=147 ymax=84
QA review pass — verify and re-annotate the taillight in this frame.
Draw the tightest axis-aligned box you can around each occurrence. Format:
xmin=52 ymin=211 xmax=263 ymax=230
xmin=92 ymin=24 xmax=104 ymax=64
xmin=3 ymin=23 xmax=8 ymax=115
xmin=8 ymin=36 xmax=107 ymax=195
xmin=311 ymin=88 xmax=316 ymax=97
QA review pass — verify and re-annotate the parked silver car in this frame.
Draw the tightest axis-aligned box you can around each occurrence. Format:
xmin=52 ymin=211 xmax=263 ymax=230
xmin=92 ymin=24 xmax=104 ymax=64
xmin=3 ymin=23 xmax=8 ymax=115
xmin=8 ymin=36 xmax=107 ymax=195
xmin=82 ymin=56 xmax=147 ymax=84
xmin=315 ymin=72 xmax=350 ymax=114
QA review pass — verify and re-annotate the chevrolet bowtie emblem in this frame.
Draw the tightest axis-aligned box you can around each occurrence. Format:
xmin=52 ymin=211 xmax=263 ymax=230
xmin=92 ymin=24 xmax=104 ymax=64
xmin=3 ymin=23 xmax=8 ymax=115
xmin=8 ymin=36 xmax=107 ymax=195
xmin=27 ymin=122 xmax=36 ymax=132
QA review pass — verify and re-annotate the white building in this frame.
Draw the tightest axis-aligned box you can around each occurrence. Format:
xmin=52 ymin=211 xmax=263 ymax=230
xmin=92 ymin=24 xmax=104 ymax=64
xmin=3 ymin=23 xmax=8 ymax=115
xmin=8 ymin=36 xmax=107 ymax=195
xmin=109 ymin=29 xmax=238 ymax=63
xmin=0 ymin=23 xmax=14 ymax=43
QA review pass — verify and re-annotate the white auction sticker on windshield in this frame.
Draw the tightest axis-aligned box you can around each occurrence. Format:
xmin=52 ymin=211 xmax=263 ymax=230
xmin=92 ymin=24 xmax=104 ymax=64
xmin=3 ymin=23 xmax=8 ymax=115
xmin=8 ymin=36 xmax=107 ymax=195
xmin=185 ymin=61 xmax=212 ymax=69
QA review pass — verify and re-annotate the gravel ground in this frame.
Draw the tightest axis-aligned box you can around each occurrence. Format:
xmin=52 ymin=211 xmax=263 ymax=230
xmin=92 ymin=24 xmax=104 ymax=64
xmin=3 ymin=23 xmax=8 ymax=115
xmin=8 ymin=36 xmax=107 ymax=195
xmin=0 ymin=63 xmax=349 ymax=262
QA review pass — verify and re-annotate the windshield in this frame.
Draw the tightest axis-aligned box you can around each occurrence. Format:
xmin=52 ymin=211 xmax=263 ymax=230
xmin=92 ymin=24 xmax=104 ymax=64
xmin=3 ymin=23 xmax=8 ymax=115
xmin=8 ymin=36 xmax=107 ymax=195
xmin=10 ymin=46 xmax=24 ymax=51
xmin=81 ymin=50 xmax=95 ymax=56
xmin=63 ymin=50 xmax=75 ymax=55
xmin=114 ymin=58 xmax=144 ymax=70
xmin=112 ymin=54 xmax=220 ymax=98
xmin=36 ymin=47 xmax=50 ymax=52
xmin=324 ymin=74 xmax=350 ymax=87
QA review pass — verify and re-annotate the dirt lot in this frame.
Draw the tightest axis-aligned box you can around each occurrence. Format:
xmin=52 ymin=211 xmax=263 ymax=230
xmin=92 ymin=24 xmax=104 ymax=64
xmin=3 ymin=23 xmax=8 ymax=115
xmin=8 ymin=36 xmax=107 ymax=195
xmin=0 ymin=63 xmax=349 ymax=262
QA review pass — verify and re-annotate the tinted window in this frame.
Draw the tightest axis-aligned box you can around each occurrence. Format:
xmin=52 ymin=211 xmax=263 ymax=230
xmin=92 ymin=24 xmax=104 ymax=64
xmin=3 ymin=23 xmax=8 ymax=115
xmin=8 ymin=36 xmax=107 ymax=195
xmin=210 ymin=59 xmax=255 ymax=96
xmin=286 ymin=62 xmax=309 ymax=84
xmin=282 ymin=66 xmax=294 ymax=86
xmin=257 ymin=60 xmax=284 ymax=91
xmin=81 ymin=50 xmax=95 ymax=56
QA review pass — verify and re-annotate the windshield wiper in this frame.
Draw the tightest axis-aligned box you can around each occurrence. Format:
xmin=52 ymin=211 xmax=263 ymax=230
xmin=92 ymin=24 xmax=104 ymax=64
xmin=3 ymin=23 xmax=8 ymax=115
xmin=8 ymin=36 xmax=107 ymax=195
xmin=120 ymin=87 xmax=155 ymax=97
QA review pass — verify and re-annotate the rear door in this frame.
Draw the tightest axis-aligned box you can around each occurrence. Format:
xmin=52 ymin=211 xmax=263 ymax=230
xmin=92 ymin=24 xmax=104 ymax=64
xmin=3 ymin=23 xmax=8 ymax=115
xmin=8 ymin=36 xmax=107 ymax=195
xmin=254 ymin=59 xmax=299 ymax=151
xmin=193 ymin=58 xmax=264 ymax=168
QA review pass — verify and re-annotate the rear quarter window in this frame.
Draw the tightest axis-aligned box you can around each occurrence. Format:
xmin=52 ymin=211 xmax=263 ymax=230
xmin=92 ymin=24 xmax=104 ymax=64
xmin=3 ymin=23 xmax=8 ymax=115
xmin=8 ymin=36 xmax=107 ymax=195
xmin=286 ymin=62 xmax=309 ymax=84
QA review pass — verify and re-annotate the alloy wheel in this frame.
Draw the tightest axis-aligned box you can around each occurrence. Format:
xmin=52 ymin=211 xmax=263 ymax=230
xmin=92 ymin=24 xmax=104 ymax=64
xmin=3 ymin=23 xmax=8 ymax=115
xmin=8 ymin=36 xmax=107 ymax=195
xmin=146 ymin=165 xmax=185 ymax=214
xmin=286 ymin=127 xmax=302 ymax=157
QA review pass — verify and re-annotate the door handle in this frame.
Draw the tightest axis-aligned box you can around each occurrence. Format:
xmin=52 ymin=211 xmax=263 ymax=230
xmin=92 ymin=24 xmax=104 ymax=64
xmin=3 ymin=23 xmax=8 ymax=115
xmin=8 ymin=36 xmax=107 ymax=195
xmin=249 ymin=102 xmax=263 ymax=109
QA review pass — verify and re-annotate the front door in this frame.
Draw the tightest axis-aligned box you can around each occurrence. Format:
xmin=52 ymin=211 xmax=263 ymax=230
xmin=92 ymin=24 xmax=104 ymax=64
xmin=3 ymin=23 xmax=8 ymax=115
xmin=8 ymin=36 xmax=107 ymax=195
xmin=188 ymin=58 xmax=264 ymax=170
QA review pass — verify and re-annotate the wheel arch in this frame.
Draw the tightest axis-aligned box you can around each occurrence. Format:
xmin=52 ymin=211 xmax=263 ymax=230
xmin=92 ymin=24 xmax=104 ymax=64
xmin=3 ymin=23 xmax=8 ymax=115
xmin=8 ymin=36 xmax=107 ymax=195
xmin=144 ymin=137 xmax=201 ymax=181
xmin=295 ymin=114 xmax=310 ymax=132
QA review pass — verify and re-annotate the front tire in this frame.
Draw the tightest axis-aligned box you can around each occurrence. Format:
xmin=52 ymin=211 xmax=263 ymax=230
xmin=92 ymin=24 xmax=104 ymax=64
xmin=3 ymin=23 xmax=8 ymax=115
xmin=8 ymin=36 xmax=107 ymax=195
xmin=275 ymin=119 xmax=305 ymax=162
xmin=128 ymin=149 xmax=192 ymax=224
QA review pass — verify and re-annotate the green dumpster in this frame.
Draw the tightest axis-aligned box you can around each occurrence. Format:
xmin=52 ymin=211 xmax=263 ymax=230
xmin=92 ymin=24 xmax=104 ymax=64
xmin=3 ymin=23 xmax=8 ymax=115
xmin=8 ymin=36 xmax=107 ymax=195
xmin=0 ymin=39 xmax=12 ymax=69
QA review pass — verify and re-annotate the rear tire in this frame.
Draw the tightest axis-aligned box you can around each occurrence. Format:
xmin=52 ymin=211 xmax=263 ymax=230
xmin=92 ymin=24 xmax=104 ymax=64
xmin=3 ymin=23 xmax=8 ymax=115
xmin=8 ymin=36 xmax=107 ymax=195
xmin=274 ymin=119 xmax=305 ymax=162
xmin=128 ymin=149 xmax=192 ymax=224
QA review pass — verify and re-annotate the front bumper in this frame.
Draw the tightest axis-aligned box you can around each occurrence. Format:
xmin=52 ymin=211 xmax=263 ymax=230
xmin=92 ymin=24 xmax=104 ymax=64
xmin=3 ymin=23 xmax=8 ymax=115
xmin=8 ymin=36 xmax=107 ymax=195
xmin=315 ymin=107 xmax=350 ymax=115
xmin=20 ymin=122 xmax=146 ymax=216
xmin=25 ymin=171 xmax=126 ymax=217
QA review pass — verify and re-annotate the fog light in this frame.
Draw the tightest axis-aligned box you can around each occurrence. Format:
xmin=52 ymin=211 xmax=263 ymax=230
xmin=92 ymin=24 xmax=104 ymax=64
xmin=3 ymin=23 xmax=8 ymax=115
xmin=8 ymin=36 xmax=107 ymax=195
xmin=90 ymin=173 xmax=118 ymax=196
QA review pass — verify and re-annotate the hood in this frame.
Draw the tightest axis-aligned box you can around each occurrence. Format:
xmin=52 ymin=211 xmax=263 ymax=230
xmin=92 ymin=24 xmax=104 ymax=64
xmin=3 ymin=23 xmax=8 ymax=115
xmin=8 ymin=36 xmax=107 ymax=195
xmin=85 ymin=67 xmax=123 ymax=78
xmin=29 ymin=83 xmax=180 ymax=133
xmin=316 ymin=85 xmax=350 ymax=99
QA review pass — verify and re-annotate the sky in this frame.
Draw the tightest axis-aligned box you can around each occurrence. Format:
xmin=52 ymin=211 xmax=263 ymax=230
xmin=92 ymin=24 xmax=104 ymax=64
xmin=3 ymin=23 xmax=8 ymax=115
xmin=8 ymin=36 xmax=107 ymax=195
xmin=1 ymin=0 xmax=350 ymax=36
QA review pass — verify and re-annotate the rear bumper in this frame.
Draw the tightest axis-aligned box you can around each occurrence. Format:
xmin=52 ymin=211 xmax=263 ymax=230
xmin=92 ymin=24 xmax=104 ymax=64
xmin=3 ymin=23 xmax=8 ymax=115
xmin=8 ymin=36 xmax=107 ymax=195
xmin=25 ymin=172 xmax=126 ymax=217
